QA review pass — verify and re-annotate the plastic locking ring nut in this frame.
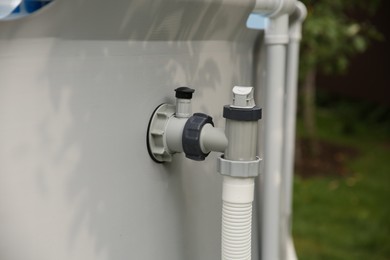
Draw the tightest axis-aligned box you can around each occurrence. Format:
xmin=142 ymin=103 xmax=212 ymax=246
xmin=223 ymin=105 xmax=262 ymax=121
xmin=182 ymin=113 xmax=214 ymax=161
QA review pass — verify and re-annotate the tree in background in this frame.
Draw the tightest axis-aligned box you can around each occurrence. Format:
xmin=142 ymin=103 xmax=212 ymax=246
xmin=299 ymin=0 xmax=383 ymax=152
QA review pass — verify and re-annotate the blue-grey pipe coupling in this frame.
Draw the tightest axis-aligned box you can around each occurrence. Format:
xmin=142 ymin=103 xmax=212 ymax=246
xmin=182 ymin=113 xmax=214 ymax=161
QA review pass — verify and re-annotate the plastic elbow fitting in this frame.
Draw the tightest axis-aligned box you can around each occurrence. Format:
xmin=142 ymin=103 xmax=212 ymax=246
xmin=147 ymin=87 xmax=227 ymax=163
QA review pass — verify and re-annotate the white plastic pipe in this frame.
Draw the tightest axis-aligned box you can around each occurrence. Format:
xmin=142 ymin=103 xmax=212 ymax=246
xmin=281 ymin=3 xmax=306 ymax=260
xmin=262 ymin=14 xmax=290 ymax=260
xmin=200 ymin=124 xmax=228 ymax=153
xmin=175 ymin=98 xmax=192 ymax=118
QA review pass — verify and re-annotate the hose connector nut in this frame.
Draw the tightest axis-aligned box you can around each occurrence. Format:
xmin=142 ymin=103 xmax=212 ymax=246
xmin=218 ymin=156 xmax=262 ymax=177
xmin=223 ymin=106 xmax=262 ymax=121
xmin=182 ymin=113 xmax=214 ymax=161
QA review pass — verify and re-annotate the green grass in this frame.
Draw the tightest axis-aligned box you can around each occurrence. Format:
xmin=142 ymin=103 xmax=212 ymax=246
xmin=293 ymin=97 xmax=390 ymax=260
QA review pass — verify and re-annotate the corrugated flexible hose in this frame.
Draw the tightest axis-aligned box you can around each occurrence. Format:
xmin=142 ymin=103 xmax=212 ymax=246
xmin=222 ymin=176 xmax=255 ymax=260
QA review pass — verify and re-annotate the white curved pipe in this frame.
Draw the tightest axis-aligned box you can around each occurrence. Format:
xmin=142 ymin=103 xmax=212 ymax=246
xmin=222 ymin=176 xmax=255 ymax=260
xmin=0 ymin=0 xmax=21 ymax=19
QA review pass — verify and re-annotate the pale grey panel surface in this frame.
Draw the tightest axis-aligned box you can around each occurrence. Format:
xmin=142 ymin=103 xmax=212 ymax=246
xmin=0 ymin=1 xmax=261 ymax=259
xmin=0 ymin=0 xmax=255 ymax=41
xmin=0 ymin=40 xmax=260 ymax=260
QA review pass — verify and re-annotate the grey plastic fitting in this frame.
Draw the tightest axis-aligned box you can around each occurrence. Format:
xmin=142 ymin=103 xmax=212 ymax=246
xmin=217 ymin=86 xmax=262 ymax=177
xmin=147 ymin=87 xmax=228 ymax=163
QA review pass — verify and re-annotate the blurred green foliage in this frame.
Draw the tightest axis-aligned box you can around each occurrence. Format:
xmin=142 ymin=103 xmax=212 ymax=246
xmin=294 ymin=3 xmax=388 ymax=258
xmin=300 ymin=0 xmax=383 ymax=78
xmin=293 ymin=93 xmax=390 ymax=259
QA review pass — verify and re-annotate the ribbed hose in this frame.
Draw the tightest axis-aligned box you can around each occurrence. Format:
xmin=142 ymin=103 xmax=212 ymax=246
xmin=222 ymin=201 xmax=252 ymax=260
xmin=221 ymin=176 xmax=255 ymax=260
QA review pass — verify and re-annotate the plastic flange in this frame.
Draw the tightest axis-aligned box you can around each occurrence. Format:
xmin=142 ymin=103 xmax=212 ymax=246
xmin=146 ymin=104 xmax=175 ymax=163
